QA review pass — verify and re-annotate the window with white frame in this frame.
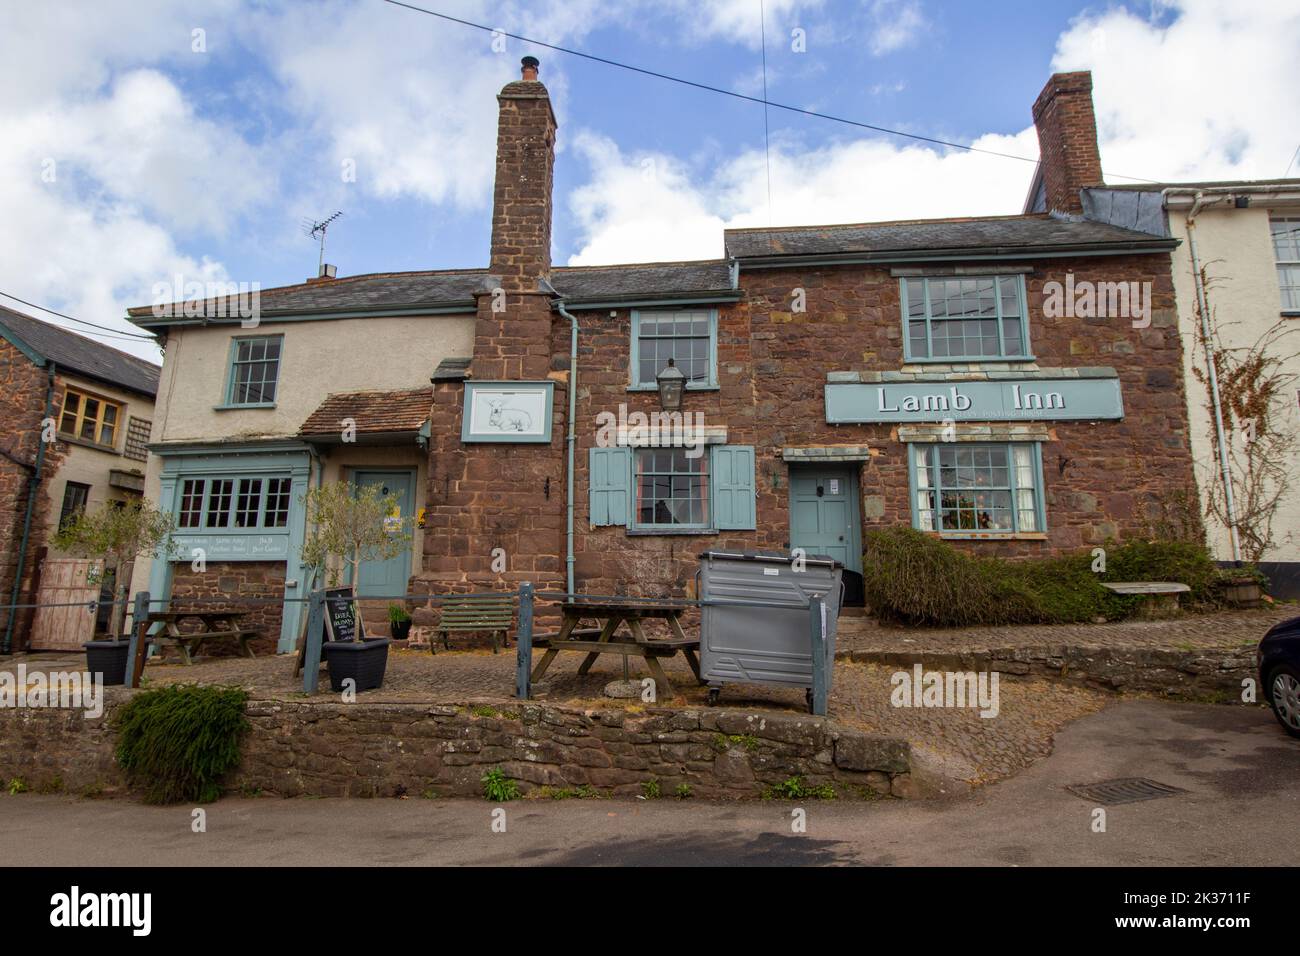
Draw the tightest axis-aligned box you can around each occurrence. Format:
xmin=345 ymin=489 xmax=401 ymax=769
xmin=631 ymin=310 xmax=716 ymax=388
xmin=902 ymin=276 xmax=1030 ymax=360
xmin=911 ymin=443 xmax=1043 ymax=534
xmin=1270 ymin=217 xmax=1300 ymax=311
xmin=176 ymin=475 xmax=291 ymax=530
xmin=226 ymin=335 xmax=282 ymax=405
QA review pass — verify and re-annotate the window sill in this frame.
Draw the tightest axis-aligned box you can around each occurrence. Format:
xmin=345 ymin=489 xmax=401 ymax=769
xmin=627 ymin=527 xmax=718 ymax=537
xmin=934 ymin=531 xmax=1048 ymax=541
xmin=213 ymin=403 xmax=277 ymax=411
xmin=903 ymin=356 xmax=1036 ymax=365
xmin=626 ymin=384 xmax=720 ymax=393
xmin=57 ymin=434 xmax=118 ymax=455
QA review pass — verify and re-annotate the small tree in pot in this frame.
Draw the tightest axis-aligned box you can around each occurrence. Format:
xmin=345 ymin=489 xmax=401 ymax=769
xmin=300 ymin=481 xmax=412 ymax=691
xmin=53 ymin=499 xmax=177 ymax=684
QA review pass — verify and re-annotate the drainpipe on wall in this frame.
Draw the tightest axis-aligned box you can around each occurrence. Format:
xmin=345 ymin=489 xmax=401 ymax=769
xmin=3 ymin=363 xmax=56 ymax=654
xmin=541 ymin=278 xmax=580 ymax=598
xmin=1179 ymin=190 xmax=1242 ymax=563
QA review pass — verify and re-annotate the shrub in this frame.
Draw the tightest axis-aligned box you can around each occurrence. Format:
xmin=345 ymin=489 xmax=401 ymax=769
xmin=481 ymin=767 xmax=520 ymax=802
xmin=114 ymin=684 xmax=249 ymax=804
xmin=861 ymin=527 xmax=1222 ymax=627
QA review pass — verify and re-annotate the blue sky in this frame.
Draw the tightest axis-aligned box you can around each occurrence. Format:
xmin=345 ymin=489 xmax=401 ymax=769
xmin=1 ymin=0 xmax=1295 ymax=360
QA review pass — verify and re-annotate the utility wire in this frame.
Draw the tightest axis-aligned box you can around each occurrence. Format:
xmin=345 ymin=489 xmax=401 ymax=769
xmin=0 ymin=291 xmax=156 ymax=342
xmin=380 ymin=0 xmax=1161 ymax=184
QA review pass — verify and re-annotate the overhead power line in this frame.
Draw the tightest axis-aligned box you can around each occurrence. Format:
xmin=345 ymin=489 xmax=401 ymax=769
xmin=380 ymin=0 xmax=1160 ymax=184
xmin=0 ymin=291 xmax=156 ymax=342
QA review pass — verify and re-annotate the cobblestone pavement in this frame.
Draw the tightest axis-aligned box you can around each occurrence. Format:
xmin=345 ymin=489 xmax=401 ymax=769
xmin=834 ymin=604 xmax=1293 ymax=654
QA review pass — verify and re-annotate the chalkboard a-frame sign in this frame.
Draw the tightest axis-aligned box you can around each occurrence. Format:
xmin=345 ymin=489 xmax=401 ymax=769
xmin=323 ymin=587 xmax=365 ymax=642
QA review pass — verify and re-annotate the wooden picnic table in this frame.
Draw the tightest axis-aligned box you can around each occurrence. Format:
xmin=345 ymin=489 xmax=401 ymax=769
xmin=528 ymin=600 xmax=701 ymax=699
xmin=146 ymin=609 xmax=260 ymax=665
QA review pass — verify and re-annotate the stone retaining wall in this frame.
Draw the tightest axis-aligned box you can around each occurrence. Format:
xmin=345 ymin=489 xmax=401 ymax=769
xmin=842 ymin=644 xmax=1258 ymax=701
xmin=0 ymin=695 xmax=913 ymax=801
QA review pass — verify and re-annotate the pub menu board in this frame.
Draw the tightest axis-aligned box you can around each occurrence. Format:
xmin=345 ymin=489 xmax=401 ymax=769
xmin=323 ymin=587 xmax=365 ymax=642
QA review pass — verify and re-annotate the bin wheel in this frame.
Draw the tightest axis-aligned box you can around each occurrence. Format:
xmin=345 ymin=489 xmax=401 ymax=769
xmin=707 ymin=688 xmax=721 ymax=707
xmin=805 ymin=689 xmax=815 ymax=713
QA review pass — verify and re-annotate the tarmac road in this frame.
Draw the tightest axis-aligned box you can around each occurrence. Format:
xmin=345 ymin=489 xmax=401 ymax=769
xmin=1 ymin=699 xmax=1295 ymax=866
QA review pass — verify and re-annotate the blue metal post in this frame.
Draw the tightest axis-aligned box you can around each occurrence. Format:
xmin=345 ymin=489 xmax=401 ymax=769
xmin=302 ymin=589 xmax=325 ymax=694
xmin=809 ymin=594 xmax=827 ymax=716
xmin=515 ymin=582 xmax=534 ymax=700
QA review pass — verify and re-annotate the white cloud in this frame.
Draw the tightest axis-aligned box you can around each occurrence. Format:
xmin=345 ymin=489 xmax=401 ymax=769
xmin=866 ymin=0 xmax=927 ymax=56
xmin=661 ymin=0 xmax=827 ymax=50
xmin=567 ymin=0 xmax=1300 ymax=265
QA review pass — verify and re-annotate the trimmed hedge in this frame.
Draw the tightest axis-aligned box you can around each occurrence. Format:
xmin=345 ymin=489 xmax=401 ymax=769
xmin=861 ymin=527 xmax=1222 ymax=627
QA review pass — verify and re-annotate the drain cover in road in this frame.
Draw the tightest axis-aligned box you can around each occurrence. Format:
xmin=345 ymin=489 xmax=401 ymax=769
xmin=1066 ymin=778 xmax=1187 ymax=805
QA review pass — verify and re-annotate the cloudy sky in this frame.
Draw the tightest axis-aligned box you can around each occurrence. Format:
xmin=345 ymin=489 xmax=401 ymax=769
xmin=2 ymin=0 xmax=1297 ymax=362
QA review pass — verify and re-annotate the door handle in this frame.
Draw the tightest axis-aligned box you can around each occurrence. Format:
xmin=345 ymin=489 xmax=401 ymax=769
xmin=838 ymin=536 xmax=844 ymax=542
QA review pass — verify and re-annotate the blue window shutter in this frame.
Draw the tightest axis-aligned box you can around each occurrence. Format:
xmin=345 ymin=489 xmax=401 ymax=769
xmin=711 ymin=445 xmax=756 ymax=530
xmin=589 ymin=447 xmax=631 ymax=526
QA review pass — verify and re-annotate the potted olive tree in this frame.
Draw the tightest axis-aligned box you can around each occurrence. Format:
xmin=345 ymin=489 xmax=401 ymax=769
xmin=300 ymin=481 xmax=412 ymax=691
xmin=53 ymin=499 xmax=176 ymax=685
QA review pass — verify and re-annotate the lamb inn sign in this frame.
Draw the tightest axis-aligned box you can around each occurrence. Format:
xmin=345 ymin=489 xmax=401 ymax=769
xmin=824 ymin=376 xmax=1124 ymax=424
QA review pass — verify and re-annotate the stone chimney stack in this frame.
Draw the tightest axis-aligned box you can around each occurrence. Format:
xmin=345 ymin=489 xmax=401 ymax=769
xmin=1031 ymin=71 xmax=1103 ymax=215
xmin=489 ymin=55 xmax=556 ymax=290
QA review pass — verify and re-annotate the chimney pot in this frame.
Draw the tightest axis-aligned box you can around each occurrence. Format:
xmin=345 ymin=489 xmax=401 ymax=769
xmin=521 ymin=56 xmax=539 ymax=81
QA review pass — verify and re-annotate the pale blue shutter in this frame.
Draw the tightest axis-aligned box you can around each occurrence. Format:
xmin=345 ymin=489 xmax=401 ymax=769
xmin=711 ymin=445 xmax=756 ymax=530
xmin=589 ymin=446 xmax=631 ymax=526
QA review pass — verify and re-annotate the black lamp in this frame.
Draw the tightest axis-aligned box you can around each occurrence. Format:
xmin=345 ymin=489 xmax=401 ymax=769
xmin=656 ymin=357 xmax=686 ymax=411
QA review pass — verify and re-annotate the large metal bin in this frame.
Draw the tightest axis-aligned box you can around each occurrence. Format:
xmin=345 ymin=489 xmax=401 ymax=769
xmin=697 ymin=550 xmax=843 ymax=706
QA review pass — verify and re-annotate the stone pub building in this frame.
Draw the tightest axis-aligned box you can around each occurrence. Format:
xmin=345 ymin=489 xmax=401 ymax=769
xmin=417 ymin=64 xmax=1194 ymax=607
xmin=132 ymin=63 xmax=1199 ymax=631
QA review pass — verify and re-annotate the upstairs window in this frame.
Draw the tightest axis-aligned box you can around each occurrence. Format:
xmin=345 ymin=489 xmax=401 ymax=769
xmin=59 ymin=388 xmax=122 ymax=447
xmin=226 ymin=335 xmax=282 ymax=406
xmin=1270 ymin=217 xmax=1300 ymax=311
xmin=630 ymin=310 xmax=717 ymax=389
xmin=902 ymin=276 xmax=1030 ymax=361
xmin=59 ymin=482 xmax=91 ymax=531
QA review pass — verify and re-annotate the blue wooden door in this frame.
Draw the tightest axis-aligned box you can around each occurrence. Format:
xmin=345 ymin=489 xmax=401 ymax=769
xmin=353 ymin=470 xmax=414 ymax=597
xmin=789 ymin=467 xmax=861 ymax=573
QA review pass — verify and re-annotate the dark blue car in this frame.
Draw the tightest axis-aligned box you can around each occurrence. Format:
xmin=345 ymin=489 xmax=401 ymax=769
xmin=1259 ymin=615 xmax=1300 ymax=739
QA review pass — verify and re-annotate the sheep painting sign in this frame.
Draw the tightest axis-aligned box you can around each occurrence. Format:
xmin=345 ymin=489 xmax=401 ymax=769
xmin=462 ymin=381 xmax=555 ymax=443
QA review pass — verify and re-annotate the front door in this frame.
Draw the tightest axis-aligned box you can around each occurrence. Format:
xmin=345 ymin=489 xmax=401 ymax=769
xmin=352 ymin=470 xmax=414 ymax=598
xmin=789 ymin=466 xmax=861 ymax=573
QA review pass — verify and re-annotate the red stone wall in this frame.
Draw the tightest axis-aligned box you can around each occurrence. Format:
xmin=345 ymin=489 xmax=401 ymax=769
xmin=562 ymin=253 xmax=1195 ymax=596
xmin=0 ymin=343 xmax=64 ymax=648
xmin=168 ymin=560 xmax=285 ymax=655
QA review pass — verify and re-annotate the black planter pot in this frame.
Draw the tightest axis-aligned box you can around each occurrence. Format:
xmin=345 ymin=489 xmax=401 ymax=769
xmin=390 ymin=619 xmax=413 ymax=641
xmin=322 ymin=638 xmax=391 ymax=692
xmin=83 ymin=639 xmax=131 ymax=686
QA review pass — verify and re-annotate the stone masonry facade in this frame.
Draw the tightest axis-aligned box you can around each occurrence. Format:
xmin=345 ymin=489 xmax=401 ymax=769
xmin=0 ymin=338 xmax=65 ymax=649
xmin=169 ymin=560 xmax=286 ymax=655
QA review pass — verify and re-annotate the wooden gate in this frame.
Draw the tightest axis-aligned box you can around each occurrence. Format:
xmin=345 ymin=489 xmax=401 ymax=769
xmin=29 ymin=558 xmax=104 ymax=651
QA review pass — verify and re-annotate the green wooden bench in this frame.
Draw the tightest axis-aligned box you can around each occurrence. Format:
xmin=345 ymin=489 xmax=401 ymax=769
xmin=434 ymin=594 xmax=515 ymax=654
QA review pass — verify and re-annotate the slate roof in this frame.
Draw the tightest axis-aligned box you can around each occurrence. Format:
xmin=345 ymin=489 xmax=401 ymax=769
xmin=1099 ymin=178 xmax=1300 ymax=192
xmin=0 ymin=305 xmax=160 ymax=397
xmin=723 ymin=214 xmax=1176 ymax=259
xmin=128 ymin=260 xmax=736 ymax=326
xmin=298 ymin=387 xmax=433 ymax=439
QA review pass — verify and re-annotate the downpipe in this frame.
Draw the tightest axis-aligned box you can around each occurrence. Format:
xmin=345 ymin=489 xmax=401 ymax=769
xmin=556 ymin=301 xmax=579 ymax=598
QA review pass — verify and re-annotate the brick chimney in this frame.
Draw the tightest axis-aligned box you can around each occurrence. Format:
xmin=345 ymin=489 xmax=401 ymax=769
xmin=488 ymin=55 xmax=555 ymax=290
xmin=469 ymin=55 xmax=557 ymax=381
xmin=1031 ymin=71 xmax=1103 ymax=215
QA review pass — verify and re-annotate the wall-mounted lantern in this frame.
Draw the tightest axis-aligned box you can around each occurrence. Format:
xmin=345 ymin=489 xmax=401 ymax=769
xmin=656 ymin=357 xmax=685 ymax=411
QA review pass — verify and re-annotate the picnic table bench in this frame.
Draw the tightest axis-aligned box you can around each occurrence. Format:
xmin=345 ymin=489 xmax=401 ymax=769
xmin=434 ymin=593 xmax=514 ymax=653
xmin=1101 ymin=581 xmax=1191 ymax=619
xmin=528 ymin=600 xmax=701 ymax=699
xmin=146 ymin=610 xmax=261 ymax=664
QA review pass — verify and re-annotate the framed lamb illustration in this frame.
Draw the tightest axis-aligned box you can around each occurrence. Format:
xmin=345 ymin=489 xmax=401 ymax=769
xmin=461 ymin=381 xmax=554 ymax=443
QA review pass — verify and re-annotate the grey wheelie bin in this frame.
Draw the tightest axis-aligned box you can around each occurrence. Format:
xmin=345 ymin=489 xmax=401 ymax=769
xmin=696 ymin=550 xmax=844 ymax=710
